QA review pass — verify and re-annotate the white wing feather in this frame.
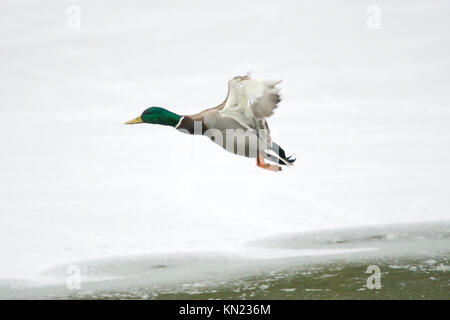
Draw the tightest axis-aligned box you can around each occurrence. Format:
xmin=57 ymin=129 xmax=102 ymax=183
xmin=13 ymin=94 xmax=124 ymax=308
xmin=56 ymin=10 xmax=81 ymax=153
xmin=220 ymin=76 xmax=281 ymax=129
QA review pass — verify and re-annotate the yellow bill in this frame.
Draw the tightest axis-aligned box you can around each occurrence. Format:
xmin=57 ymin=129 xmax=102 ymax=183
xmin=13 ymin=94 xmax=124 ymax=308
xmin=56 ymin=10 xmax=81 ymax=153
xmin=125 ymin=116 xmax=143 ymax=125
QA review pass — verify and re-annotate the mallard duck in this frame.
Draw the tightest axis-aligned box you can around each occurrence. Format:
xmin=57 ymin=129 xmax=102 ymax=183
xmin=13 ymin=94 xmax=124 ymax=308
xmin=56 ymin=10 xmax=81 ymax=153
xmin=125 ymin=75 xmax=295 ymax=171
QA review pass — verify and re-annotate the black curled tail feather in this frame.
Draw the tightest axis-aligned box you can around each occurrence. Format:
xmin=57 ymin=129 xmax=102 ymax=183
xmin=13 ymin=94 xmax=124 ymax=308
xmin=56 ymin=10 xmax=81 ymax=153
xmin=269 ymin=142 xmax=296 ymax=166
xmin=277 ymin=155 xmax=296 ymax=166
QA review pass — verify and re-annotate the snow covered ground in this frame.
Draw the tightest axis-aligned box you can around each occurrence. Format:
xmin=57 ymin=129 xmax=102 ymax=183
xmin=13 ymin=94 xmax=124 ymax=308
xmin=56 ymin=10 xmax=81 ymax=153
xmin=0 ymin=0 xmax=449 ymax=297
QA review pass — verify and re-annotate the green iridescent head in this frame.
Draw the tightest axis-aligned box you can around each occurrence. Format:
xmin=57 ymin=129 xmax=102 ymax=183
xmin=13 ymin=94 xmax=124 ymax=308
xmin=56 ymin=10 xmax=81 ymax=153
xmin=125 ymin=107 xmax=182 ymax=127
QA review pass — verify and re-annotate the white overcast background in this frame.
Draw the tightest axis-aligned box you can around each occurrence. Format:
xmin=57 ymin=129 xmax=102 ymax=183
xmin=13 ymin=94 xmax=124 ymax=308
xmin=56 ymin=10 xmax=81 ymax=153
xmin=0 ymin=0 xmax=449 ymax=287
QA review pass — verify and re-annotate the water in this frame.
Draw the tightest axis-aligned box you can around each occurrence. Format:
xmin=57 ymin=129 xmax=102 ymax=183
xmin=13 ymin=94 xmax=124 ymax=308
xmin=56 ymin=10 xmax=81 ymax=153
xmin=0 ymin=222 xmax=448 ymax=299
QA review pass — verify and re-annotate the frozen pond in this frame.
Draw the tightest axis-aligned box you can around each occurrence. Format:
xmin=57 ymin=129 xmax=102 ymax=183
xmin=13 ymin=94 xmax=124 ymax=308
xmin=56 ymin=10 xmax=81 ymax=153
xmin=0 ymin=222 xmax=448 ymax=299
xmin=0 ymin=0 xmax=449 ymax=298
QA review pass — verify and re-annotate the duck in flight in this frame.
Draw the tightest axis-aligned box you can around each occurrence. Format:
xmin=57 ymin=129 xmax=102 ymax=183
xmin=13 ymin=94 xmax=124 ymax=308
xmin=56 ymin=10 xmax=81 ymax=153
xmin=125 ymin=75 xmax=295 ymax=171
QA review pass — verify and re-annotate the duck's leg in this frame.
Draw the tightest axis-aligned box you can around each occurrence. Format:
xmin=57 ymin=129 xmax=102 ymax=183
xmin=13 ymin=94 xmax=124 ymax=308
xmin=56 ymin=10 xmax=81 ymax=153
xmin=256 ymin=152 xmax=282 ymax=172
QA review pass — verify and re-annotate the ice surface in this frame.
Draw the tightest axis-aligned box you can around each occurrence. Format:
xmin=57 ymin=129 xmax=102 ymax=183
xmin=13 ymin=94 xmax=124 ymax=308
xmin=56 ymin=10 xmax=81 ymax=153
xmin=0 ymin=0 xmax=449 ymax=291
xmin=0 ymin=222 xmax=448 ymax=298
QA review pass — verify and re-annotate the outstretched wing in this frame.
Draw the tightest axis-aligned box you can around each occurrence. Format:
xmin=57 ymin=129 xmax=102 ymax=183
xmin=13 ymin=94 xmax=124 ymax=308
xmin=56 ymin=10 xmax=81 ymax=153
xmin=219 ymin=75 xmax=282 ymax=129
